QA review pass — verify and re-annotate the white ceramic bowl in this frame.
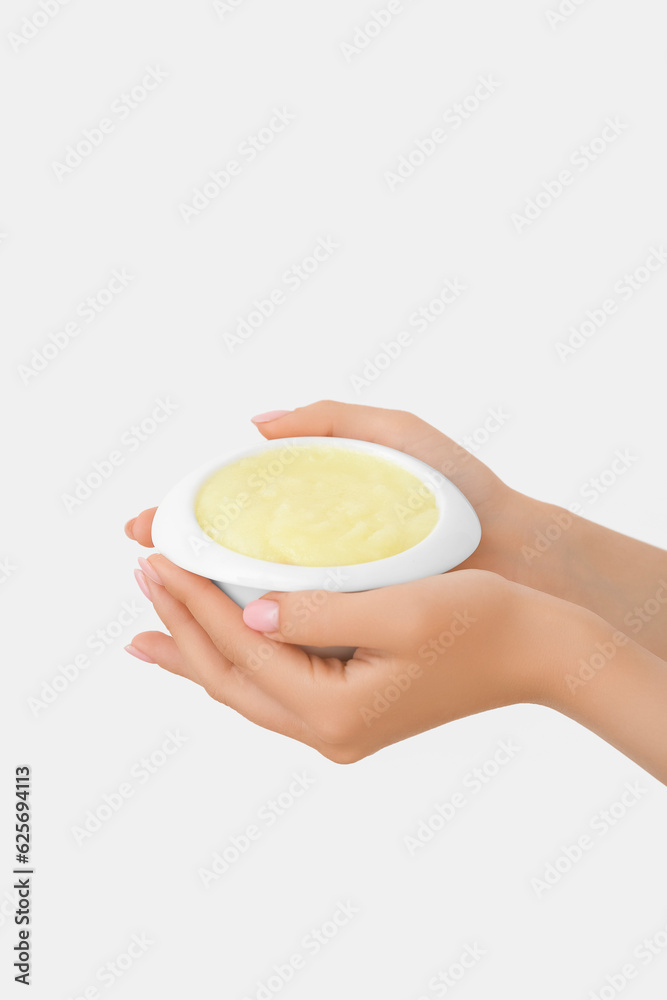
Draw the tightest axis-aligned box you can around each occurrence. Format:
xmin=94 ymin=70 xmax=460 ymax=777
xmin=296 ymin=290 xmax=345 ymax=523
xmin=151 ymin=436 xmax=481 ymax=660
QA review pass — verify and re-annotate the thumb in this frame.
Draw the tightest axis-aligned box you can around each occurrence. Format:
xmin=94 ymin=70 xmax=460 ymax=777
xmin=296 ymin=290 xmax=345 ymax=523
xmin=241 ymin=581 xmax=433 ymax=652
xmin=250 ymin=398 xmax=454 ymax=470
xmin=249 ymin=399 xmax=503 ymax=512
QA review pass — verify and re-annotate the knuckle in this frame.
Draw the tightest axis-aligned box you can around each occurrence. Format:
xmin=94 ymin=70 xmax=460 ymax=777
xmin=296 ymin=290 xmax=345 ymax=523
xmin=224 ymin=635 xmax=244 ymax=665
xmin=278 ymin=619 xmax=298 ymax=640
xmin=281 ymin=590 xmax=330 ymax=639
xmin=320 ymin=744 xmax=364 ymax=765
xmin=242 ymin=638 xmax=281 ymax=675
xmin=402 ymin=598 xmax=437 ymax=642
xmin=277 ymin=602 xmax=301 ymax=639
xmin=202 ymin=680 xmax=226 ymax=706
xmin=460 ymin=568 xmax=511 ymax=602
xmin=182 ymin=574 xmax=213 ymax=607
xmin=312 ymin=705 xmax=359 ymax=746
xmin=310 ymin=398 xmax=341 ymax=427
xmin=389 ymin=406 xmax=425 ymax=431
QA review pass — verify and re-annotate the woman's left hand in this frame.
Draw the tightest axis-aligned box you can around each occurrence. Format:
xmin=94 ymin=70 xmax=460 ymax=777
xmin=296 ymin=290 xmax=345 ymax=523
xmin=124 ymin=509 xmax=592 ymax=763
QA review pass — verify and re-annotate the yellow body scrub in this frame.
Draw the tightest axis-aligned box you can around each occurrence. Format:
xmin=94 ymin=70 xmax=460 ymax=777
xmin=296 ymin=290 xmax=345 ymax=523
xmin=194 ymin=445 xmax=438 ymax=566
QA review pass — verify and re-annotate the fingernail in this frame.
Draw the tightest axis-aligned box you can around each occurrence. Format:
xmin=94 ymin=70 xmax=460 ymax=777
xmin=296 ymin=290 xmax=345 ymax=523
xmin=124 ymin=644 xmax=155 ymax=663
xmin=134 ymin=568 xmax=153 ymax=601
xmin=138 ymin=556 xmax=163 ymax=585
xmin=243 ymin=599 xmax=279 ymax=632
xmin=251 ymin=409 xmax=292 ymax=424
xmin=124 ymin=518 xmax=136 ymax=539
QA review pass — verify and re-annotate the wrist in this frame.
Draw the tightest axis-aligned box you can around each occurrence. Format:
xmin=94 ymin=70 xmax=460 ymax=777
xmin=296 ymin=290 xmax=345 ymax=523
xmin=500 ymin=583 xmax=597 ymax=709
xmin=538 ymin=604 xmax=624 ymax=712
xmin=543 ymin=608 xmax=667 ymax=784
xmin=480 ymin=489 xmax=573 ymax=593
xmin=504 ymin=497 xmax=667 ymax=659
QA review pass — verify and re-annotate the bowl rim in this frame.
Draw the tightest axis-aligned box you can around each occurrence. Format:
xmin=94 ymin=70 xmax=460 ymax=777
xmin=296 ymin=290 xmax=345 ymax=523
xmin=151 ymin=435 xmax=482 ymax=592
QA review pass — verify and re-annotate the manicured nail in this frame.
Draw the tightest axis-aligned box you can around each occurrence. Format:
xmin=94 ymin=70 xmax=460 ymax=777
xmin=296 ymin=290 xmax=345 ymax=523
xmin=138 ymin=556 xmax=163 ymax=585
xmin=251 ymin=409 xmax=292 ymax=424
xmin=124 ymin=518 xmax=136 ymax=539
xmin=134 ymin=569 xmax=152 ymax=601
xmin=243 ymin=599 xmax=280 ymax=632
xmin=124 ymin=644 xmax=155 ymax=663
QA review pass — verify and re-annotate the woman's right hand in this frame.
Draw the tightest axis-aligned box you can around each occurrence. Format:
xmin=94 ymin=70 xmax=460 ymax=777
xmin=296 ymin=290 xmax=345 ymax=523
xmin=247 ymin=399 xmax=558 ymax=584
xmin=125 ymin=398 xmax=532 ymax=575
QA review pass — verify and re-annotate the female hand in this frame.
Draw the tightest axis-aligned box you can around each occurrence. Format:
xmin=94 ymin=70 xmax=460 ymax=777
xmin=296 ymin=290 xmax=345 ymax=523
xmin=126 ymin=539 xmax=591 ymax=764
xmin=123 ymin=401 xmax=667 ymax=779
xmin=232 ymin=401 xmax=667 ymax=659
xmin=128 ymin=544 xmax=667 ymax=781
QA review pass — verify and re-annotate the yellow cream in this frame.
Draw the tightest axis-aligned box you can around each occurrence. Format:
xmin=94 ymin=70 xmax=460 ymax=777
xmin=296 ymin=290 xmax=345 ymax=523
xmin=194 ymin=444 xmax=438 ymax=566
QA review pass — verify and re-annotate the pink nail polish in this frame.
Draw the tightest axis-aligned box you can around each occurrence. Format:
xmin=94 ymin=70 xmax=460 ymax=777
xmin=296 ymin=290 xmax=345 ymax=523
xmin=125 ymin=644 xmax=155 ymax=663
xmin=243 ymin=599 xmax=280 ymax=632
xmin=138 ymin=556 xmax=163 ymax=585
xmin=251 ymin=409 xmax=292 ymax=424
xmin=134 ymin=568 xmax=152 ymax=601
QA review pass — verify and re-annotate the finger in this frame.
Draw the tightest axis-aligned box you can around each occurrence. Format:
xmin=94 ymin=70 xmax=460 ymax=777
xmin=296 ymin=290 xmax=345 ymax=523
xmin=126 ymin=630 xmax=190 ymax=678
xmin=241 ymin=579 xmax=445 ymax=651
xmin=125 ymin=507 xmax=157 ymax=546
xmin=138 ymin=578 xmax=326 ymax=750
xmin=140 ymin=570 xmax=235 ymax=692
xmin=250 ymin=399 xmax=468 ymax=478
xmin=247 ymin=570 xmax=493 ymax=653
xmin=144 ymin=555 xmax=346 ymax=715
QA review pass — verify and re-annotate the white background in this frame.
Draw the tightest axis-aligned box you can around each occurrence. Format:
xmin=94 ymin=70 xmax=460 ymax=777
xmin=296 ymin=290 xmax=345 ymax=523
xmin=2 ymin=0 xmax=667 ymax=997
